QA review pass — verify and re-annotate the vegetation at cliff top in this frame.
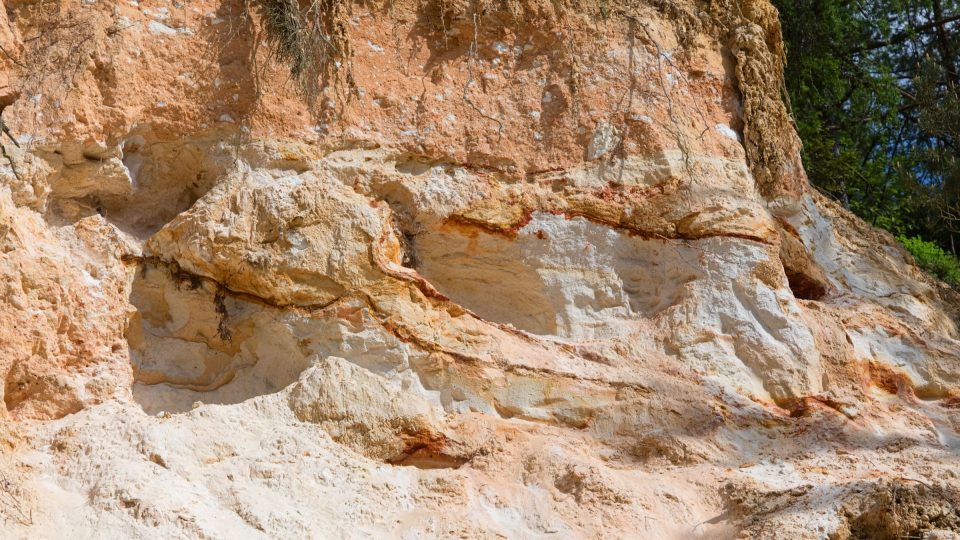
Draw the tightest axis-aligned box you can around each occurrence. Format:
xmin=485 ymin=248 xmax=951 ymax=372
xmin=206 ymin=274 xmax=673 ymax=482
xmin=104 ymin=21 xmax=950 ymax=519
xmin=774 ymin=0 xmax=960 ymax=283
xmin=899 ymin=236 xmax=960 ymax=286
xmin=254 ymin=0 xmax=960 ymax=283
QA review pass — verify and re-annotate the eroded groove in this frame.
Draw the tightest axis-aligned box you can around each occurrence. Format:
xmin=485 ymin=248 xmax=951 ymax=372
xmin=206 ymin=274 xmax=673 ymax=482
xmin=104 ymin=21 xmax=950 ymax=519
xmin=123 ymin=255 xmax=345 ymax=313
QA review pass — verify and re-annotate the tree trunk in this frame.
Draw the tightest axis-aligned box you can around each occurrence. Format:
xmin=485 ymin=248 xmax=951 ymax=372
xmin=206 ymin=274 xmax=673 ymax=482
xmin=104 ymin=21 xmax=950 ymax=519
xmin=931 ymin=0 xmax=959 ymax=86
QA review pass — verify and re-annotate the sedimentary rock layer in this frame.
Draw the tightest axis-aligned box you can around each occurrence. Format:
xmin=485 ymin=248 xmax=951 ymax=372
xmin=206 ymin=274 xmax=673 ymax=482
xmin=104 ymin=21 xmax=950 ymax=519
xmin=0 ymin=0 xmax=957 ymax=538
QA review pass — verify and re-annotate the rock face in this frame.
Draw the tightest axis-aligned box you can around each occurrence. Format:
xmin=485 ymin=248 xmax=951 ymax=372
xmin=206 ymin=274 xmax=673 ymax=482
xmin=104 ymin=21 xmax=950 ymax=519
xmin=0 ymin=0 xmax=958 ymax=538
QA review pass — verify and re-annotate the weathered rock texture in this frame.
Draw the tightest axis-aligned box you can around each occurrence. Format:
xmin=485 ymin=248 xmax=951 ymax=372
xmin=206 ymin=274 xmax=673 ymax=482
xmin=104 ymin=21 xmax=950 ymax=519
xmin=0 ymin=0 xmax=958 ymax=538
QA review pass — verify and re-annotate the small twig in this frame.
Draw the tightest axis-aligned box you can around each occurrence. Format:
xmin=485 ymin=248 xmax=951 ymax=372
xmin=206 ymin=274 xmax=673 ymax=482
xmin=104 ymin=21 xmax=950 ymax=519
xmin=0 ymin=43 xmax=25 ymax=68
xmin=1 ymin=143 xmax=22 ymax=184
xmin=0 ymin=105 xmax=23 ymax=183
xmin=895 ymin=477 xmax=934 ymax=489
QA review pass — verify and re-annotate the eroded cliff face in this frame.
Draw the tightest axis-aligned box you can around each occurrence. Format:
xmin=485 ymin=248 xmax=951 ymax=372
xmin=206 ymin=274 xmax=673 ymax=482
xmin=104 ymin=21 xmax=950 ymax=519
xmin=0 ymin=0 xmax=958 ymax=538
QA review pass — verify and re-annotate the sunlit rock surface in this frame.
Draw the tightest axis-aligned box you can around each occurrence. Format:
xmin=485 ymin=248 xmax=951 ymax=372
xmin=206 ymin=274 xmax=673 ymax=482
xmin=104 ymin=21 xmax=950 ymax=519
xmin=0 ymin=0 xmax=958 ymax=538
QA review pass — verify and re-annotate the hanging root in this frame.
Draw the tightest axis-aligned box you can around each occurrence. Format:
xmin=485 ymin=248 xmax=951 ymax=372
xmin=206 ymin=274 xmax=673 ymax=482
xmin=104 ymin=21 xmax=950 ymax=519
xmin=257 ymin=0 xmax=355 ymax=101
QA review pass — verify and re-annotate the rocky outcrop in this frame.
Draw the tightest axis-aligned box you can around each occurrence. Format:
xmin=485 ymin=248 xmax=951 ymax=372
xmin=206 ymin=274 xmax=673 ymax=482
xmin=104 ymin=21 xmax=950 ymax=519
xmin=0 ymin=0 xmax=958 ymax=538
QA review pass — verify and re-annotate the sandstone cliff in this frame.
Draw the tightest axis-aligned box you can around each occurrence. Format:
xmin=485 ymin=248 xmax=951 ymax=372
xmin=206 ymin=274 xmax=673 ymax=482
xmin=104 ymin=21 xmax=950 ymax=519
xmin=0 ymin=0 xmax=958 ymax=538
